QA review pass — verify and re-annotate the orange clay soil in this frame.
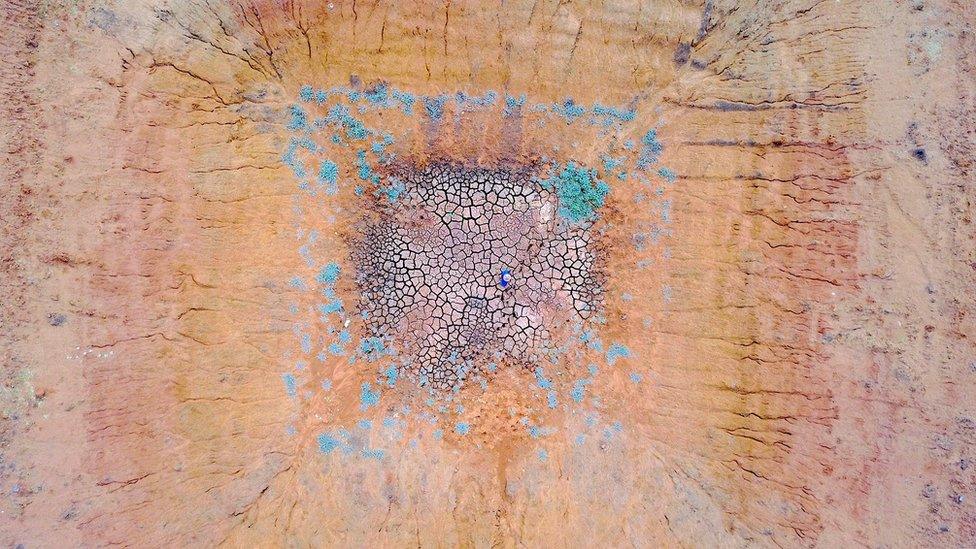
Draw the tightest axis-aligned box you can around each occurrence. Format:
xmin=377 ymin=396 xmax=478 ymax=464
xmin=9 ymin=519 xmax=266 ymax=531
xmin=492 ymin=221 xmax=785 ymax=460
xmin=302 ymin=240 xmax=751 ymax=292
xmin=1 ymin=1 xmax=975 ymax=547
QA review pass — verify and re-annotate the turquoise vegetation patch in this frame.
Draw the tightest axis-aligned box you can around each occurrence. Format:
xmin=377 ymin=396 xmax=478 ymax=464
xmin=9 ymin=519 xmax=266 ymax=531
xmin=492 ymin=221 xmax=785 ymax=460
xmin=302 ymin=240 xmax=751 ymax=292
xmin=541 ymin=162 xmax=611 ymax=223
xmin=316 ymin=262 xmax=340 ymax=285
xmin=282 ymin=82 xmax=674 ymax=464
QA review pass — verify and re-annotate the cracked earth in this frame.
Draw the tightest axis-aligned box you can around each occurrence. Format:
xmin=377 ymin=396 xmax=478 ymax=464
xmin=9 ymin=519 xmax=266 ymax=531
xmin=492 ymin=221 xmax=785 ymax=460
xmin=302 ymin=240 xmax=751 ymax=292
xmin=1 ymin=0 xmax=975 ymax=547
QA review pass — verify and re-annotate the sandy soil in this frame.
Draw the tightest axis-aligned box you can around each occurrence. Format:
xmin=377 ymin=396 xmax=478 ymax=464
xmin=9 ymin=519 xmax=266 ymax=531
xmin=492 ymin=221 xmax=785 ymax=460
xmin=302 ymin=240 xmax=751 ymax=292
xmin=1 ymin=0 xmax=974 ymax=547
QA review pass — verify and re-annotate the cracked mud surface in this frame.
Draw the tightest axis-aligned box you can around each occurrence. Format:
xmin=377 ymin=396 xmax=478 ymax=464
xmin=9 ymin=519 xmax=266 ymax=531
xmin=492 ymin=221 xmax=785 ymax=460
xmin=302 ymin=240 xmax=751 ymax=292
xmin=352 ymin=162 xmax=603 ymax=390
xmin=1 ymin=0 xmax=975 ymax=547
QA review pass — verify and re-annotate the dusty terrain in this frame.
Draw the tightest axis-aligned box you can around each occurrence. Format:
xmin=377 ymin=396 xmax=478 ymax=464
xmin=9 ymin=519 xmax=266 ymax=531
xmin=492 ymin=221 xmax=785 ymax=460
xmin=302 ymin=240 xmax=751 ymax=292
xmin=1 ymin=0 xmax=975 ymax=547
